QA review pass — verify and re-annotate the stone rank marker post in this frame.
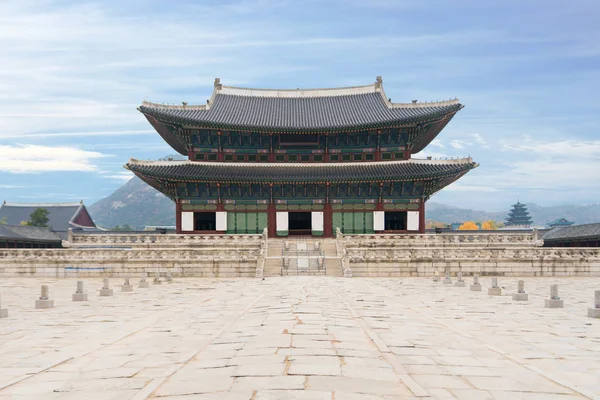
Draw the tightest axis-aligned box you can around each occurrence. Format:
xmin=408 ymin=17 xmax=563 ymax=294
xmin=443 ymin=271 xmax=453 ymax=285
xmin=588 ymin=290 xmax=600 ymax=318
xmin=545 ymin=284 xmax=564 ymax=308
xmin=35 ymin=285 xmax=54 ymax=309
xmin=139 ymin=277 xmax=150 ymax=289
xmin=488 ymin=277 xmax=502 ymax=296
xmin=0 ymin=294 xmax=8 ymax=318
xmin=432 ymin=270 xmax=440 ymax=282
xmin=512 ymin=280 xmax=528 ymax=301
xmin=165 ymin=271 xmax=173 ymax=283
xmin=454 ymin=272 xmax=466 ymax=287
xmin=121 ymin=277 xmax=133 ymax=292
xmin=99 ymin=279 xmax=114 ymax=297
xmin=72 ymin=281 xmax=88 ymax=302
xmin=153 ymin=272 xmax=161 ymax=285
xmin=470 ymin=274 xmax=482 ymax=291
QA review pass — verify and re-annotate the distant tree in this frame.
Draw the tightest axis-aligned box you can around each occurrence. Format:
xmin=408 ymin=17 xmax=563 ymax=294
xmin=425 ymin=220 xmax=448 ymax=229
xmin=0 ymin=216 xmax=6 ymax=225
xmin=481 ymin=220 xmax=499 ymax=230
xmin=27 ymin=208 xmax=50 ymax=227
xmin=458 ymin=221 xmax=479 ymax=230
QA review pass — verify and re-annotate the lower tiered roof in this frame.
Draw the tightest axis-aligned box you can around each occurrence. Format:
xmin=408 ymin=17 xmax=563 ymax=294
xmin=126 ymin=158 xmax=477 ymax=184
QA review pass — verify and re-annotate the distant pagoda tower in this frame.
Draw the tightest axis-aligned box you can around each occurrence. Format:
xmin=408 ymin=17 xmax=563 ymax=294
xmin=505 ymin=201 xmax=533 ymax=228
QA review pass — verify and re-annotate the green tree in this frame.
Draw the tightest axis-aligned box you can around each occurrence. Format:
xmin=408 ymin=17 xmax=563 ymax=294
xmin=0 ymin=216 xmax=7 ymax=225
xmin=27 ymin=208 xmax=50 ymax=227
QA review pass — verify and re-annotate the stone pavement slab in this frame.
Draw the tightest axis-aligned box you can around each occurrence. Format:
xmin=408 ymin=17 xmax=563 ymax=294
xmin=0 ymin=277 xmax=599 ymax=399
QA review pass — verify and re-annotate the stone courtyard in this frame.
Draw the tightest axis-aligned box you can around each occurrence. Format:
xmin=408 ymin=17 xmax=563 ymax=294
xmin=1 ymin=277 xmax=599 ymax=399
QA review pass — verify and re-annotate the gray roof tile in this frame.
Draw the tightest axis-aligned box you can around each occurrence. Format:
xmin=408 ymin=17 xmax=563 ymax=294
xmin=139 ymin=81 xmax=462 ymax=132
xmin=0 ymin=202 xmax=93 ymax=232
xmin=126 ymin=158 xmax=477 ymax=183
xmin=542 ymin=223 xmax=600 ymax=242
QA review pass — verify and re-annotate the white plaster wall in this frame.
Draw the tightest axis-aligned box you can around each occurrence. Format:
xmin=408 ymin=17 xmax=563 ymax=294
xmin=407 ymin=211 xmax=419 ymax=231
xmin=312 ymin=212 xmax=324 ymax=232
xmin=373 ymin=211 xmax=385 ymax=231
xmin=276 ymin=212 xmax=289 ymax=231
xmin=216 ymin=212 xmax=227 ymax=231
xmin=181 ymin=212 xmax=194 ymax=232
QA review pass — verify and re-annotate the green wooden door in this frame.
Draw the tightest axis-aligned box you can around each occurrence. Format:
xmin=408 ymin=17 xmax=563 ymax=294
xmin=247 ymin=212 xmax=258 ymax=233
xmin=332 ymin=213 xmax=342 ymax=233
xmin=364 ymin=211 xmax=374 ymax=234
xmin=227 ymin=212 xmax=236 ymax=234
xmin=236 ymin=213 xmax=247 ymax=233
xmin=257 ymin=212 xmax=268 ymax=233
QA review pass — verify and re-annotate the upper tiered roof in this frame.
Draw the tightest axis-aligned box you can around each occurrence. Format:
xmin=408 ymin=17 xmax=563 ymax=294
xmin=139 ymin=77 xmax=462 ymax=133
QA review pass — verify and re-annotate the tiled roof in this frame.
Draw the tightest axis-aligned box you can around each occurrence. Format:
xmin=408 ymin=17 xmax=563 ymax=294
xmin=126 ymin=158 xmax=477 ymax=183
xmin=542 ymin=223 xmax=600 ymax=242
xmin=139 ymin=78 xmax=462 ymax=132
xmin=0 ymin=202 xmax=93 ymax=231
xmin=0 ymin=224 xmax=62 ymax=242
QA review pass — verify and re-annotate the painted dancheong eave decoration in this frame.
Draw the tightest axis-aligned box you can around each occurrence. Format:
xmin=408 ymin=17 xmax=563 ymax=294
xmin=129 ymin=77 xmax=477 ymax=237
xmin=138 ymin=76 xmax=463 ymax=157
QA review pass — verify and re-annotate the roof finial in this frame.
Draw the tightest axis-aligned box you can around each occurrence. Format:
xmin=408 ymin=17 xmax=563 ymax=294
xmin=375 ymin=76 xmax=383 ymax=89
xmin=214 ymin=78 xmax=222 ymax=90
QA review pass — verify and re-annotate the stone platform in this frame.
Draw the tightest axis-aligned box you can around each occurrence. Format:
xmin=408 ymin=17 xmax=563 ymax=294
xmin=0 ymin=277 xmax=599 ymax=399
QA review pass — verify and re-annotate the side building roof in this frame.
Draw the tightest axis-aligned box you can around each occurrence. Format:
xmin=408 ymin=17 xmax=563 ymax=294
xmin=542 ymin=223 xmax=600 ymax=242
xmin=139 ymin=77 xmax=462 ymax=154
xmin=0 ymin=201 xmax=96 ymax=231
xmin=0 ymin=224 xmax=63 ymax=243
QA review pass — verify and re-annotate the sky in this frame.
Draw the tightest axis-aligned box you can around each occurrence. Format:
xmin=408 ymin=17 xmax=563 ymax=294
xmin=0 ymin=0 xmax=599 ymax=211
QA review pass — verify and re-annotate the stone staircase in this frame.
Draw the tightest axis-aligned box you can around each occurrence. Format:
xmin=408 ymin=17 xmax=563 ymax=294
xmin=263 ymin=238 xmax=344 ymax=277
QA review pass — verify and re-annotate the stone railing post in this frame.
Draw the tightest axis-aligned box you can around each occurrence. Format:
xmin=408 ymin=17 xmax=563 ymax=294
xmin=262 ymin=227 xmax=269 ymax=255
xmin=255 ymin=249 xmax=265 ymax=279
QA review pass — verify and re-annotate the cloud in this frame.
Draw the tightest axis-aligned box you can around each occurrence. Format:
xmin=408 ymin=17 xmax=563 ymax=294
xmin=501 ymin=140 xmax=600 ymax=158
xmin=449 ymin=140 xmax=471 ymax=149
xmin=0 ymin=129 xmax=155 ymax=140
xmin=470 ymin=133 xmax=489 ymax=148
xmin=103 ymin=171 xmax=134 ymax=182
xmin=430 ymin=139 xmax=445 ymax=148
xmin=0 ymin=144 xmax=107 ymax=173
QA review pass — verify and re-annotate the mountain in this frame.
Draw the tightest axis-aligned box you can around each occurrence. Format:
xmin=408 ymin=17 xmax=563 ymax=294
xmin=89 ymin=179 xmax=600 ymax=230
xmin=88 ymin=177 xmax=175 ymax=230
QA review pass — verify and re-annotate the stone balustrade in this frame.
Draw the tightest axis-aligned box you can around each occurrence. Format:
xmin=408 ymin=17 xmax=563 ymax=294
xmin=342 ymin=232 xmax=542 ymax=248
xmin=68 ymin=232 xmax=263 ymax=248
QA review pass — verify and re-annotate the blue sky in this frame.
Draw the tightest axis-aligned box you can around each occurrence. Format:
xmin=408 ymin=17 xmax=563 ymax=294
xmin=0 ymin=0 xmax=599 ymax=211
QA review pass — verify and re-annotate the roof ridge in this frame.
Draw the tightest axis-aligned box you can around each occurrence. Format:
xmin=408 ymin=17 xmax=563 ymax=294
xmin=139 ymin=77 xmax=461 ymax=110
xmin=2 ymin=201 xmax=83 ymax=207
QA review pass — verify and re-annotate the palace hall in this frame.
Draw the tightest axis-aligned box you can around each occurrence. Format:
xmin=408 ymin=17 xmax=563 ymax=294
xmin=127 ymin=77 xmax=477 ymax=237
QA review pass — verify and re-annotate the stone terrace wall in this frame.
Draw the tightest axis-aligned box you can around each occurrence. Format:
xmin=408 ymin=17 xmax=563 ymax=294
xmin=339 ymin=232 xmax=600 ymax=277
xmin=0 ymin=248 xmax=260 ymax=278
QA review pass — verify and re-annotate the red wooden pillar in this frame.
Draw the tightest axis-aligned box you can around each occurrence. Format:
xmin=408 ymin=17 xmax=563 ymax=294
xmin=267 ymin=203 xmax=276 ymax=238
xmin=323 ymin=202 xmax=332 ymax=238
xmin=403 ymin=147 xmax=411 ymax=160
xmin=375 ymin=130 xmax=382 ymax=161
xmin=175 ymin=201 xmax=182 ymax=233
xmin=419 ymin=200 xmax=426 ymax=234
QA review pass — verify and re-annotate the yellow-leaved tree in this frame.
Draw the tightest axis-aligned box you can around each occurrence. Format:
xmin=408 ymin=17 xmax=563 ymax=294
xmin=458 ymin=221 xmax=479 ymax=230
xmin=481 ymin=220 xmax=498 ymax=230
